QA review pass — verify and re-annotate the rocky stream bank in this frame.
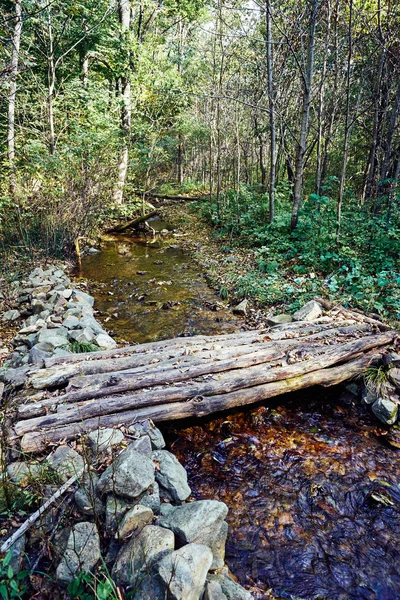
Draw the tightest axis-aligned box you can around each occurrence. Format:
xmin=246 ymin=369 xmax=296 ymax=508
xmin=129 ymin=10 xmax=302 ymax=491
xmin=0 ymin=265 xmax=253 ymax=599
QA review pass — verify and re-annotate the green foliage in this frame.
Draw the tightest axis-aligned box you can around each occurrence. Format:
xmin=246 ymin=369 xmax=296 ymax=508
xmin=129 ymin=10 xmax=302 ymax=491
xmin=194 ymin=182 xmax=400 ymax=318
xmin=67 ymin=570 xmax=120 ymax=600
xmin=69 ymin=341 xmax=99 ymax=354
xmin=0 ymin=551 xmax=29 ymax=600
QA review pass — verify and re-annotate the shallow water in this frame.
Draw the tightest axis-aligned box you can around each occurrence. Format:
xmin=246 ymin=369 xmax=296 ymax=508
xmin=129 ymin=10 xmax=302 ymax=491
xmin=79 ymin=222 xmax=400 ymax=600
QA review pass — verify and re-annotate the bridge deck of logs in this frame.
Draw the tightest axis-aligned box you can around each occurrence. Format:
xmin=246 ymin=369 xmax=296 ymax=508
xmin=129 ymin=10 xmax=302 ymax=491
xmin=10 ymin=305 xmax=398 ymax=453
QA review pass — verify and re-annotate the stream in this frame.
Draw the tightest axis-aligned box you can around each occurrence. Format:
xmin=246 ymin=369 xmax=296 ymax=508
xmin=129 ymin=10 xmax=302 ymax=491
xmin=77 ymin=219 xmax=400 ymax=600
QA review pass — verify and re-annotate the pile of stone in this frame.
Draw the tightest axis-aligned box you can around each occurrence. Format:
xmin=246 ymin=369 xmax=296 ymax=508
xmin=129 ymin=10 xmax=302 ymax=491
xmin=1 ymin=265 xmax=116 ymax=370
xmin=6 ymin=420 xmax=252 ymax=600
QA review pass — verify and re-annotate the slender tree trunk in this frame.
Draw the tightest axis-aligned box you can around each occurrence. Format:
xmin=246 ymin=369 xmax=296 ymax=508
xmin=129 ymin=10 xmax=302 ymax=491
xmin=47 ymin=9 xmax=56 ymax=155
xmin=113 ymin=0 xmax=131 ymax=205
xmin=266 ymin=0 xmax=276 ymax=223
xmin=336 ymin=0 xmax=353 ymax=245
xmin=290 ymin=0 xmax=318 ymax=230
xmin=8 ymin=0 xmax=22 ymax=197
xmin=315 ymin=0 xmax=330 ymax=196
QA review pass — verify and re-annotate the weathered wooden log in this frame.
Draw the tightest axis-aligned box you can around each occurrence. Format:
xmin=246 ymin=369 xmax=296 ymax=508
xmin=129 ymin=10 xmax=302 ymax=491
xmin=107 ymin=210 xmax=158 ymax=233
xmin=42 ymin=319 xmax=358 ymax=368
xmin=18 ymin=350 xmax=380 ymax=453
xmin=19 ymin=324 xmax=372 ymax=417
xmin=14 ymin=331 xmax=395 ymax=437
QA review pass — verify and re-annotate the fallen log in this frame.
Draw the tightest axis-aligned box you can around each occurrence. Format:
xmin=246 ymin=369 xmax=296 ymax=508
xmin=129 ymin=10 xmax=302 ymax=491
xmin=107 ymin=210 xmax=158 ymax=233
xmin=13 ymin=331 xmax=394 ymax=437
xmin=19 ymin=323 xmax=371 ymax=417
xmin=18 ymin=350 xmax=380 ymax=453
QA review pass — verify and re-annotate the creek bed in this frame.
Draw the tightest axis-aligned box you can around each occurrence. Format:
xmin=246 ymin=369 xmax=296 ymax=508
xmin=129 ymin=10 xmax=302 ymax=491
xmin=78 ymin=222 xmax=400 ymax=600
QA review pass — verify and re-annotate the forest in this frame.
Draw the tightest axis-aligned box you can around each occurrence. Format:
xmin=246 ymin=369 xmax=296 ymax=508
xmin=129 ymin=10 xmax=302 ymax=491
xmin=1 ymin=0 xmax=400 ymax=318
xmin=1 ymin=2 xmax=400 ymax=599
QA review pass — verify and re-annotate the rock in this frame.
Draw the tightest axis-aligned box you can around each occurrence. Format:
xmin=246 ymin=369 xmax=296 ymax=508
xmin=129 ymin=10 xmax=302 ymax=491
xmin=129 ymin=420 xmax=165 ymax=450
xmin=80 ymin=316 xmax=104 ymax=334
xmin=386 ymin=428 xmax=400 ymax=449
xmin=63 ymin=316 xmax=80 ymax=329
xmin=292 ymin=300 xmax=322 ymax=322
xmin=372 ymin=397 xmax=398 ymax=425
xmin=267 ymin=314 xmax=293 ymax=326
xmin=361 ymin=387 xmax=378 ymax=405
xmin=31 ymin=299 xmax=46 ymax=314
xmin=97 ymin=443 xmax=155 ymax=499
xmin=134 ymin=482 xmax=161 ymax=514
xmin=0 ymin=365 xmax=30 ymax=388
xmin=62 ymin=289 xmax=73 ymax=299
xmin=232 ymin=300 xmax=248 ymax=316
xmin=105 ymin=495 xmax=132 ymax=535
xmin=87 ymin=428 xmax=125 ymax=453
xmin=72 ymin=290 xmax=94 ymax=306
xmin=153 ymin=450 xmax=191 ymax=503
xmin=96 ymin=333 xmax=117 ymax=349
xmin=389 ymin=368 xmax=400 ymax=389
xmin=131 ymin=435 xmax=152 ymax=457
xmin=204 ymin=580 xmax=228 ymax=600
xmin=117 ymin=504 xmax=154 ymax=539
xmin=156 ymin=543 xmax=213 ymax=600
xmin=69 ymin=328 xmax=95 ymax=343
xmin=7 ymin=462 xmax=42 ymax=487
xmin=131 ymin=574 xmax=166 ymax=600
xmin=47 ymin=446 xmax=84 ymax=482
xmin=88 ymin=247 xmax=100 ymax=254
xmin=74 ymin=473 xmax=104 ymax=517
xmin=8 ymin=535 xmax=26 ymax=575
xmin=208 ymin=575 xmax=253 ymax=600
xmin=158 ymin=500 xmax=228 ymax=569
xmin=2 ymin=309 xmax=20 ymax=322
xmin=38 ymin=326 xmax=68 ymax=348
xmin=112 ymin=524 xmax=174 ymax=587
xmin=56 ymin=522 xmax=101 ymax=586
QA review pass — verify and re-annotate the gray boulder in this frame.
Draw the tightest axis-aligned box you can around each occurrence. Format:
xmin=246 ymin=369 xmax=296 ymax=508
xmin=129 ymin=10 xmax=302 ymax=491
xmin=63 ymin=316 xmax=80 ymax=329
xmin=97 ymin=443 xmax=155 ymax=499
xmin=74 ymin=473 xmax=104 ymax=517
xmin=157 ymin=500 xmax=228 ymax=569
xmin=38 ymin=326 xmax=68 ymax=348
xmin=117 ymin=504 xmax=153 ymax=539
xmin=112 ymin=524 xmax=174 ymax=587
xmin=96 ymin=333 xmax=117 ymax=349
xmin=204 ymin=580 xmax=228 ymax=600
xmin=134 ymin=482 xmax=161 ymax=514
xmin=7 ymin=461 xmax=42 ymax=486
xmin=87 ymin=428 xmax=125 ymax=454
xmin=2 ymin=309 xmax=20 ymax=322
xmin=153 ymin=450 xmax=191 ymax=503
xmin=47 ymin=446 xmax=84 ymax=482
xmin=292 ymin=300 xmax=322 ymax=322
xmin=267 ymin=314 xmax=293 ymax=326
xmin=72 ymin=290 xmax=94 ymax=306
xmin=389 ymin=367 xmax=400 ymax=389
xmin=129 ymin=420 xmax=166 ymax=450
xmin=105 ymin=495 xmax=132 ymax=535
xmin=69 ymin=328 xmax=95 ymax=343
xmin=232 ymin=300 xmax=248 ymax=316
xmin=208 ymin=575 xmax=253 ymax=600
xmin=56 ymin=522 xmax=101 ymax=586
xmin=156 ymin=543 xmax=213 ymax=600
xmin=371 ymin=397 xmax=398 ymax=425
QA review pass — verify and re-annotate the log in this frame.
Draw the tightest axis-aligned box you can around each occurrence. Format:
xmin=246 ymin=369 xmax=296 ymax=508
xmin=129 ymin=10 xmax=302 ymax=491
xmin=42 ymin=319 xmax=357 ymax=368
xmin=107 ymin=210 xmax=158 ymax=233
xmin=13 ymin=331 xmax=395 ymax=437
xmin=19 ymin=351 xmax=379 ymax=453
xmin=19 ymin=324 xmax=372 ymax=417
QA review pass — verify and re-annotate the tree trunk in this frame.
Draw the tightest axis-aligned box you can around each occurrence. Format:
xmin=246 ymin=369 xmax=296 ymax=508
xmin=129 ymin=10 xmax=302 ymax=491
xmin=8 ymin=0 xmax=22 ymax=197
xmin=113 ymin=0 xmax=131 ymax=205
xmin=290 ymin=0 xmax=318 ymax=230
xmin=265 ymin=0 xmax=276 ymax=223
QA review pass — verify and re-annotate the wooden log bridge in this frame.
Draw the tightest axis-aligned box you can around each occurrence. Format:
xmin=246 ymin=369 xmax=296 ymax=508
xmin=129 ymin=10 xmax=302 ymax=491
xmin=11 ymin=309 xmax=398 ymax=454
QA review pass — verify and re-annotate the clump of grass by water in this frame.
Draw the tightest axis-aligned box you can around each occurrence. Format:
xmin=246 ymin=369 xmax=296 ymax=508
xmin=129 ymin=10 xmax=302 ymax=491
xmin=68 ymin=341 xmax=98 ymax=354
xmin=363 ymin=364 xmax=392 ymax=396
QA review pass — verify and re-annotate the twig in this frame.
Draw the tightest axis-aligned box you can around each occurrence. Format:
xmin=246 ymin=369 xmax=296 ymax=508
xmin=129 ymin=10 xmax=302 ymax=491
xmin=0 ymin=470 xmax=82 ymax=554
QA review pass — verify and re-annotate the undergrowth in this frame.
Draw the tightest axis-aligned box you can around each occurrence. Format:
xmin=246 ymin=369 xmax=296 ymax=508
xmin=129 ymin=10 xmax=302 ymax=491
xmin=191 ymin=180 xmax=400 ymax=319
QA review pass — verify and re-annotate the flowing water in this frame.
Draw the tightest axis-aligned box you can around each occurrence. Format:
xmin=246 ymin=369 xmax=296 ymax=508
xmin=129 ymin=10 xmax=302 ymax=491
xmin=78 ymin=220 xmax=400 ymax=600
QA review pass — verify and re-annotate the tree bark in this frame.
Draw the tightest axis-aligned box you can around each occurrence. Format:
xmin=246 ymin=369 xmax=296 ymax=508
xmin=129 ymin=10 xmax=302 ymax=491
xmin=8 ymin=0 xmax=22 ymax=197
xmin=265 ymin=0 xmax=276 ymax=223
xmin=113 ymin=0 xmax=131 ymax=205
xmin=291 ymin=0 xmax=318 ymax=230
